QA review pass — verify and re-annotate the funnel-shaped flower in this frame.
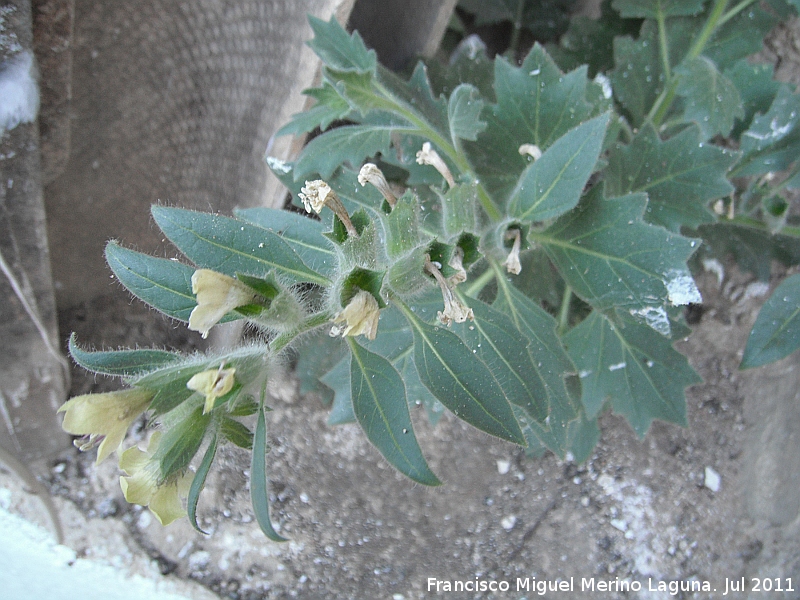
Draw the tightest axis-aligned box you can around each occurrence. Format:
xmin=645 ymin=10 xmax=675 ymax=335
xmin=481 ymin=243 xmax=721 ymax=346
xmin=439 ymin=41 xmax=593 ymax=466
xmin=331 ymin=290 xmax=380 ymax=340
xmin=119 ymin=432 xmax=192 ymax=526
xmin=299 ymin=179 xmax=357 ymax=236
xmin=416 ymin=142 xmax=455 ymax=188
xmin=424 ymin=255 xmax=474 ymax=326
xmin=189 ymin=269 xmax=258 ymax=339
xmin=58 ymin=388 xmax=154 ymax=464
xmin=187 ymin=365 xmax=237 ymax=414
xmin=503 ymin=228 xmax=522 ymax=275
xmin=358 ymin=163 xmax=397 ymax=207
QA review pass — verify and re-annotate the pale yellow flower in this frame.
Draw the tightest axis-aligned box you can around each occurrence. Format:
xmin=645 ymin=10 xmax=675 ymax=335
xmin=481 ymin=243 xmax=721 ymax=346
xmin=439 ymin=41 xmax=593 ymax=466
xmin=119 ymin=432 xmax=192 ymax=526
xmin=299 ymin=180 xmax=357 ymax=236
xmin=423 ymin=255 xmax=474 ymax=326
xmin=358 ymin=163 xmax=397 ymax=207
xmin=58 ymin=388 xmax=154 ymax=464
xmin=189 ymin=269 xmax=258 ymax=339
xmin=187 ymin=365 xmax=237 ymax=414
xmin=416 ymin=142 xmax=455 ymax=188
xmin=331 ymin=290 xmax=380 ymax=340
xmin=503 ymin=228 xmax=522 ymax=275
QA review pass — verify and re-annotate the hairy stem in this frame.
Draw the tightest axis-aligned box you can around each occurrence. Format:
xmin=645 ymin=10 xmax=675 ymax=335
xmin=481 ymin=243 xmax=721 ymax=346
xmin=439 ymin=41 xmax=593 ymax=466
xmin=269 ymin=311 xmax=334 ymax=354
xmin=557 ymin=284 xmax=573 ymax=335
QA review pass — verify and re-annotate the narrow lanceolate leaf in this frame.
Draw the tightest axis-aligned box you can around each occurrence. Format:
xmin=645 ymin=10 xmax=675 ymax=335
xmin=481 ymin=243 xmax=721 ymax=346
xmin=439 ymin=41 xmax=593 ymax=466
xmin=448 ymin=84 xmax=486 ymax=142
xmin=605 ymin=124 xmax=738 ymax=232
xmin=68 ymin=333 xmax=181 ymax=377
xmin=151 ymin=206 xmax=329 ymax=286
xmin=187 ymin=435 xmax=217 ymax=534
xmin=292 ymin=124 xmax=396 ymax=180
xmin=675 ymin=57 xmax=744 ymax=139
xmin=509 ymin=113 xmax=609 ymax=222
xmin=451 ymin=296 xmax=549 ymax=424
xmin=307 ymin=16 xmax=376 ymax=74
xmin=492 ymin=274 xmax=579 ymax=421
xmin=564 ymin=310 xmax=700 ymax=437
xmin=539 ymin=188 xmax=702 ymax=313
xmin=464 ymin=44 xmax=599 ymax=204
xmin=251 ymin=402 xmax=287 ymax=542
xmin=611 ymin=0 xmax=705 ymax=18
xmin=738 ymin=85 xmax=800 ymax=177
xmin=105 ymin=241 xmax=203 ymax=322
xmin=741 ymin=274 xmax=800 ymax=369
xmin=349 ymin=340 xmax=440 ymax=486
xmin=399 ymin=303 xmax=525 ymax=445
xmin=234 ymin=207 xmax=336 ymax=278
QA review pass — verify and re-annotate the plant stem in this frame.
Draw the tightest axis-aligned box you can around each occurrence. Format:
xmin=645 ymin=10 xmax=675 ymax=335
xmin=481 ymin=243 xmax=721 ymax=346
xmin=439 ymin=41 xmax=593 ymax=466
xmin=269 ymin=311 xmax=333 ymax=354
xmin=557 ymin=284 xmax=572 ymax=335
xmin=657 ymin=9 xmax=672 ymax=82
xmin=726 ymin=215 xmax=800 ymax=238
xmin=509 ymin=0 xmax=526 ymax=58
xmin=717 ymin=0 xmax=759 ymax=28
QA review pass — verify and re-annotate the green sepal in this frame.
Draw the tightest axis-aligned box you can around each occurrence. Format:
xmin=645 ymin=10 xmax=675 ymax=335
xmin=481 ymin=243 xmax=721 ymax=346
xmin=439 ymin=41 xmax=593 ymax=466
xmin=339 ymin=267 xmax=387 ymax=308
xmin=155 ymin=405 xmax=211 ymax=480
xmin=386 ymin=246 xmax=432 ymax=297
xmin=251 ymin=400 xmax=288 ymax=542
xmin=187 ymin=434 xmax=218 ymax=535
xmin=220 ymin=418 xmax=254 ymax=450
xmin=741 ymin=274 xmax=800 ymax=369
xmin=68 ymin=333 xmax=181 ymax=377
xmin=440 ymin=183 xmax=478 ymax=240
xmin=348 ymin=339 xmax=441 ymax=486
xmin=383 ymin=191 xmax=422 ymax=258
xmin=329 ymin=214 xmax=381 ymax=272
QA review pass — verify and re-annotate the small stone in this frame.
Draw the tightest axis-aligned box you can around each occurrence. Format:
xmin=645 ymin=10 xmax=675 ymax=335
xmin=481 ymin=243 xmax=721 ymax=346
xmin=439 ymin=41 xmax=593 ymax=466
xmin=704 ymin=466 xmax=721 ymax=492
xmin=500 ymin=515 xmax=517 ymax=530
xmin=496 ymin=460 xmax=511 ymax=475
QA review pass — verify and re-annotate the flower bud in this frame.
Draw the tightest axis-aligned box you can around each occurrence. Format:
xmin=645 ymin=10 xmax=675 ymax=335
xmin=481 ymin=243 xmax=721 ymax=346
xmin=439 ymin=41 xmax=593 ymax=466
xmin=416 ymin=142 xmax=455 ymax=188
xmin=503 ymin=229 xmax=522 ymax=275
xmin=358 ymin=163 xmax=397 ymax=208
xmin=189 ymin=270 xmax=258 ymax=339
xmin=187 ymin=365 xmax=237 ymax=414
xmin=518 ymin=143 xmax=542 ymax=161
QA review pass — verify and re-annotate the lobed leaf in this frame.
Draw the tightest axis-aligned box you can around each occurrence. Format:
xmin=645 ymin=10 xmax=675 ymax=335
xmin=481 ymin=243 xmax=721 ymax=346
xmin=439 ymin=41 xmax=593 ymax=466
xmin=276 ymin=83 xmax=352 ymax=136
xmin=675 ymin=57 xmax=744 ymax=139
xmin=151 ymin=206 xmax=329 ymax=286
xmin=741 ymin=274 xmax=800 ymax=368
xmin=605 ymin=124 xmax=737 ymax=232
xmin=448 ymin=83 xmax=487 ymax=143
xmin=738 ymin=85 xmax=800 ymax=177
xmin=307 ymin=16 xmax=376 ymax=74
xmin=349 ymin=340 xmax=440 ymax=485
xmin=564 ymin=310 xmax=700 ymax=437
xmin=537 ymin=187 xmax=702 ymax=313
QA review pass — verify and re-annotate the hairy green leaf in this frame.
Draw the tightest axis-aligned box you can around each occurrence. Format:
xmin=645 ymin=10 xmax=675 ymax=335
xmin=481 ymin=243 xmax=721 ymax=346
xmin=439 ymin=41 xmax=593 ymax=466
xmin=400 ymin=302 xmax=525 ymax=445
xmin=251 ymin=402 xmax=287 ymax=542
xmin=151 ymin=206 xmax=329 ymax=286
xmin=509 ymin=112 xmax=609 ymax=221
xmin=427 ymin=37 xmax=495 ymax=101
xmin=156 ymin=405 xmax=211 ymax=478
xmin=611 ymin=23 xmax=664 ymax=127
xmin=605 ymin=124 xmax=737 ymax=232
xmin=292 ymin=124 xmax=397 ymax=180
xmin=105 ymin=241 xmax=204 ymax=323
xmin=323 ymin=356 xmax=355 ymax=425
xmin=349 ymin=340 xmax=440 ymax=485
xmin=276 ymin=83 xmax=352 ymax=136
xmin=448 ymin=84 xmax=486 ymax=142
xmin=738 ymin=85 xmax=800 ymax=177
xmin=234 ymin=207 xmax=336 ymax=277
xmin=68 ymin=333 xmax=181 ymax=377
xmin=675 ymin=57 xmax=743 ymax=139
xmin=725 ymin=61 xmax=781 ymax=140
xmin=465 ymin=44 xmax=599 ymax=204
xmin=537 ymin=187 xmax=702 ymax=312
xmin=741 ymin=274 xmax=800 ymax=368
xmin=564 ymin=310 xmax=700 ymax=436
xmin=220 ymin=418 xmax=254 ymax=450
xmin=307 ymin=16 xmax=376 ymax=74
